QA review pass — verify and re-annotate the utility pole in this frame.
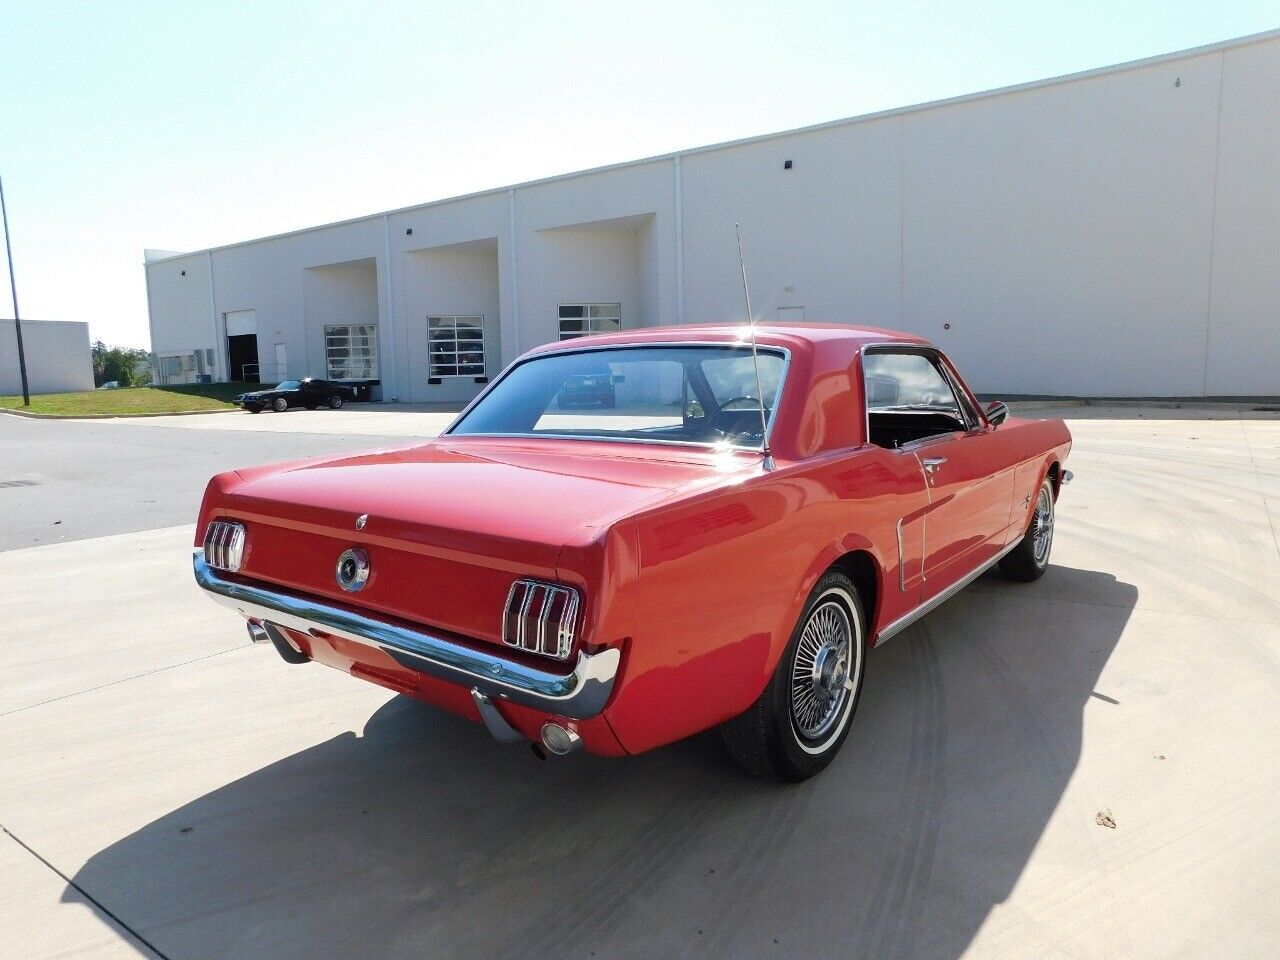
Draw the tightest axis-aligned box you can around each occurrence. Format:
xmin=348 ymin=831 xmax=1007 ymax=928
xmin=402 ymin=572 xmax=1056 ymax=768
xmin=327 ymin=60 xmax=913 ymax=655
xmin=0 ymin=175 xmax=30 ymax=406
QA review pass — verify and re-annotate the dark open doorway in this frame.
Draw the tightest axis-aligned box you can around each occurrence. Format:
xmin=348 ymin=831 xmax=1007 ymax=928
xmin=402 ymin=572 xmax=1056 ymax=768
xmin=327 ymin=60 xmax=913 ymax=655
xmin=227 ymin=334 xmax=259 ymax=383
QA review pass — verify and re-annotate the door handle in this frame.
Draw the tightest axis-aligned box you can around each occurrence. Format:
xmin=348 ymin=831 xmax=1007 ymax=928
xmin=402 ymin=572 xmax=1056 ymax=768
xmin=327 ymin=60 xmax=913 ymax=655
xmin=921 ymin=457 xmax=948 ymax=475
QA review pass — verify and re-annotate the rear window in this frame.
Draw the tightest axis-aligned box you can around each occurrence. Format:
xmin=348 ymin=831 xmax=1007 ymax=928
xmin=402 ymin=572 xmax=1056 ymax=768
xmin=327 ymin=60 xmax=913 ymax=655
xmin=450 ymin=345 xmax=786 ymax=449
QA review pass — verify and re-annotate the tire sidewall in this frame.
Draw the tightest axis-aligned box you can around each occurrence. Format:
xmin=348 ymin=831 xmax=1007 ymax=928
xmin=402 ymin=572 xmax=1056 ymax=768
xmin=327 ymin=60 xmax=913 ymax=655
xmin=767 ymin=572 xmax=867 ymax=779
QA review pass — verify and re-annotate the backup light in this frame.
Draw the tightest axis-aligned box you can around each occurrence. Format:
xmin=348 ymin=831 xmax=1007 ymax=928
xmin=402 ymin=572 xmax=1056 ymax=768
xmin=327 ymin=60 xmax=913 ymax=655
xmin=503 ymin=579 xmax=580 ymax=661
xmin=204 ymin=520 xmax=246 ymax=572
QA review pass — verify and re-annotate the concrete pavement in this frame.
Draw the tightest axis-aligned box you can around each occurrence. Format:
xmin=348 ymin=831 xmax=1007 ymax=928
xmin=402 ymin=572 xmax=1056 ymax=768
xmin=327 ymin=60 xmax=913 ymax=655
xmin=79 ymin=403 xmax=463 ymax=438
xmin=0 ymin=414 xmax=425 ymax=551
xmin=2 ymin=409 xmax=1278 ymax=959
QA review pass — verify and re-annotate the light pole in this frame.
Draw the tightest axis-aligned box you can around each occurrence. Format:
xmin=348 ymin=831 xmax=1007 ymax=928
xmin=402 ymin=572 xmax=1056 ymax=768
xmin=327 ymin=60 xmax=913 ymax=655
xmin=0 ymin=175 xmax=30 ymax=406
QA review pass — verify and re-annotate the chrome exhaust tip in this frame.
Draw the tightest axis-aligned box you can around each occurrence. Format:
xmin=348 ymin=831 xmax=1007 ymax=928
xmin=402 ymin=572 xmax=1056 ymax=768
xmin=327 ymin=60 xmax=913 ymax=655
xmin=540 ymin=722 xmax=582 ymax=756
xmin=247 ymin=621 xmax=271 ymax=644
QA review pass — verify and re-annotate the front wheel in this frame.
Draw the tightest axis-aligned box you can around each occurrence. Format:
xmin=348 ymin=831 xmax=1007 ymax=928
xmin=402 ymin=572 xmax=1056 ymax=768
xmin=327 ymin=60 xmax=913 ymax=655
xmin=721 ymin=570 xmax=867 ymax=781
xmin=1000 ymin=476 xmax=1055 ymax=582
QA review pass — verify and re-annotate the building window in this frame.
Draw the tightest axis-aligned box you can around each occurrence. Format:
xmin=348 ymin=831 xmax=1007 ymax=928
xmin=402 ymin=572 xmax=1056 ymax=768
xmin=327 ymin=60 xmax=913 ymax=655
xmin=428 ymin=316 xmax=486 ymax=377
xmin=325 ymin=324 xmax=379 ymax=380
xmin=558 ymin=303 xmax=621 ymax=340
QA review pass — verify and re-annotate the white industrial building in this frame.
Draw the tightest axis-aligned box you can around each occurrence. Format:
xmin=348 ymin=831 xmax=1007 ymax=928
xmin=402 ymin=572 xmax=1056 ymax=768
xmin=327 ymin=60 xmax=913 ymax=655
xmin=1 ymin=320 xmax=94 ymax=396
xmin=144 ymin=30 xmax=1279 ymax=401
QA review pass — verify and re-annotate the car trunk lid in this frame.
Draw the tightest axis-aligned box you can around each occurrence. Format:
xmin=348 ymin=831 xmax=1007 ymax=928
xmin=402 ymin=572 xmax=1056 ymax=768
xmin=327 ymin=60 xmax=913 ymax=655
xmin=214 ymin=439 xmax=750 ymax=649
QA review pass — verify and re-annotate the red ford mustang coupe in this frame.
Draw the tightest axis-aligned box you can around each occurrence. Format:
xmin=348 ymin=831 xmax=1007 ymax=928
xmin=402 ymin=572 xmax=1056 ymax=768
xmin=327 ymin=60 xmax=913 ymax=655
xmin=195 ymin=323 xmax=1071 ymax=780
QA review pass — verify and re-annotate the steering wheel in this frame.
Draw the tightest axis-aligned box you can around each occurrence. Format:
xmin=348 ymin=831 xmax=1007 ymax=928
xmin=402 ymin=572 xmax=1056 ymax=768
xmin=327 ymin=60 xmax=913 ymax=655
xmin=709 ymin=396 xmax=770 ymax=437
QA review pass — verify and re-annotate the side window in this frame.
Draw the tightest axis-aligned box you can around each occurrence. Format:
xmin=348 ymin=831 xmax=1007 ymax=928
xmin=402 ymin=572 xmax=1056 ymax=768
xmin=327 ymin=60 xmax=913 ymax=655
xmin=942 ymin=361 xmax=982 ymax=429
xmin=863 ymin=350 xmax=967 ymax=449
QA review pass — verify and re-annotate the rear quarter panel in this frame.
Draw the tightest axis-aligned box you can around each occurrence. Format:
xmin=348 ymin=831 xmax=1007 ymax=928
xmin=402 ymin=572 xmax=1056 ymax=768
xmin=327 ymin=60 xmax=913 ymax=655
xmin=603 ymin=447 xmax=927 ymax=754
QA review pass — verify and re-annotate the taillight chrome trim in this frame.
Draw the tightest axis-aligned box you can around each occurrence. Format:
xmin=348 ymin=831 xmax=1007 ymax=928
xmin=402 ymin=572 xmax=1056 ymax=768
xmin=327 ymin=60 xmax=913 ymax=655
xmin=503 ymin=579 xmax=580 ymax=661
xmin=203 ymin=520 xmax=246 ymax=573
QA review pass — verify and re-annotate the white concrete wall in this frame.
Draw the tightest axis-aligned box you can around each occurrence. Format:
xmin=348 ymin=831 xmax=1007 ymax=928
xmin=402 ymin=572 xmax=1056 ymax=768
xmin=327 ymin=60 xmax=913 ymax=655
xmin=0 ymin=320 xmax=94 ymax=395
xmin=146 ymin=252 xmax=215 ymax=360
xmin=1205 ymin=39 xmax=1280 ymax=396
xmin=302 ymin=258 xmax=379 ymax=380
xmin=402 ymin=240 xmax=501 ymax=402
xmin=516 ymin=160 xmax=678 ymax=346
xmin=524 ymin=221 xmax=643 ymax=344
xmin=388 ymin=191 xmax=509 ymax=399
xmin=144 ymin=31 xmax=1280 ymax=399
xmin=207 ymin=218 xmax=388 ymax=389
xmin=681 ymin=115 xmax=903 ymax=329
xmin=897 ymin=51 xmax=1221 ymax=396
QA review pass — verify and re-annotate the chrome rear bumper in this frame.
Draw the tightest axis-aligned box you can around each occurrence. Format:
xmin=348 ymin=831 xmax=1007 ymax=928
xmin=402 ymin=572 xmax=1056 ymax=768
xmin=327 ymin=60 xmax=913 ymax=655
xmin=193 ymin=552 xmax=619 ymax=719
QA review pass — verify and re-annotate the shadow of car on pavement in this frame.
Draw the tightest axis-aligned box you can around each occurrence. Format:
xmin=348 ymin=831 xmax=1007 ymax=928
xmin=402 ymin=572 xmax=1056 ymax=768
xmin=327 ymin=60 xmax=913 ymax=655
xmin=67 ymin=564 xmax=1136 ymax=960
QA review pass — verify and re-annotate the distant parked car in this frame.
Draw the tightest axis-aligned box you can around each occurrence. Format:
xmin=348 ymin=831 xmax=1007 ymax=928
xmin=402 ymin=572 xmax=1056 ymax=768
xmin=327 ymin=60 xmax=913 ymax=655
xmin=236 ymin=378 xmax=356 ymax=413
xmin=97 ymin=381 xmax=121 ymax=390
xmin=556 ymin=373 xmax=616 ymax=408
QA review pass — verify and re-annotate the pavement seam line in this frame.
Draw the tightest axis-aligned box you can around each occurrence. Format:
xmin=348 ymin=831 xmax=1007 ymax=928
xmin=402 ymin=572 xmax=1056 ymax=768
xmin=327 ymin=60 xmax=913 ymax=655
xmin=0 ymin=646 xmax=244 ymax=719
xmin=1 ymin=826 xmax=170 ymax=960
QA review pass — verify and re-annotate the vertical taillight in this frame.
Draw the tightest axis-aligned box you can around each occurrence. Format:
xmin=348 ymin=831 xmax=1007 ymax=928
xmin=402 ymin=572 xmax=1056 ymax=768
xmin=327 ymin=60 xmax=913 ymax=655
xmin=503 ymin=579 xmax=580 ymax=661
xmin=203 ymin=520 xmax=246 ymax=572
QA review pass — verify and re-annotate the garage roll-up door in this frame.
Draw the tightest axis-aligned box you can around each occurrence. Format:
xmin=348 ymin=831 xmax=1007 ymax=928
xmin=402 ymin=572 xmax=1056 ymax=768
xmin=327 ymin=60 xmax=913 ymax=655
xmin=225 ymin=310 xmax=257 ymax=337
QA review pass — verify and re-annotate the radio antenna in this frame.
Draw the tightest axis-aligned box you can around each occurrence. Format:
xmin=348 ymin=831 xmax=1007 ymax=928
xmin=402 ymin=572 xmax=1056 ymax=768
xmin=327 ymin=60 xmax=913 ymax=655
xmin=735 ymin=222 xmax=774 ymax=470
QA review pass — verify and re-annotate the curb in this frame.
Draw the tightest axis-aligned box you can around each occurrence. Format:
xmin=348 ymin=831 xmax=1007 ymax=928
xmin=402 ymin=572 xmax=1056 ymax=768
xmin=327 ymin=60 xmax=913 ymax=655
xmin=0 ymin=407 xmax=238 ymax=420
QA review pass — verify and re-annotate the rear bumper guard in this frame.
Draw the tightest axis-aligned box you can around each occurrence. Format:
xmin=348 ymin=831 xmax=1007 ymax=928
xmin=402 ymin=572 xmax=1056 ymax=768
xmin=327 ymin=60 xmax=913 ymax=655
xmin=193 ymin=552 xmax=619 ymax=719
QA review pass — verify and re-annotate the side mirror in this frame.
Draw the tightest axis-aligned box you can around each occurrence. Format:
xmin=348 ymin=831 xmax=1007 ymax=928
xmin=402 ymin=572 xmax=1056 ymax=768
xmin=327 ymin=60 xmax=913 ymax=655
xmin=985 ymin=400 xmax=1009 ymax=427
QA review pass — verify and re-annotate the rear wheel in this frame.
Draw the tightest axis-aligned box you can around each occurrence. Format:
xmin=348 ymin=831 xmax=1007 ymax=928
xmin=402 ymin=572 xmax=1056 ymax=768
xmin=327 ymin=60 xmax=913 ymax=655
xmin=272 ymin=397 xmax=288 ymax=412
xmin=328 ymin=394 xmax=344 ymax=409
xmin=1000 ymin=476 xmax=1055 ymax=582
xmin=721 ymin=570 xmax=867 ymax=781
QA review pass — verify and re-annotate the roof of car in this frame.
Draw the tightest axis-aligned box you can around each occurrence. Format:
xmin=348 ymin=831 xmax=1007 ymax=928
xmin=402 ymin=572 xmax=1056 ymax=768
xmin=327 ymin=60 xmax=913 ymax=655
xmin=526 ymin=322 xmax=930 ymax=355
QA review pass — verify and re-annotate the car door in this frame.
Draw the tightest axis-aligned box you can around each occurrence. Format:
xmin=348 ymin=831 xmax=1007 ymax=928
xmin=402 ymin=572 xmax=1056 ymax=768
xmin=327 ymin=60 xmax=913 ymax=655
xmin=916 ymin=355 xmax=1022 ymax=598
xmin=300 ymin=380 xmax=324 ymax=406
xmin=862 ymin=348 xmax=1015 ymax=602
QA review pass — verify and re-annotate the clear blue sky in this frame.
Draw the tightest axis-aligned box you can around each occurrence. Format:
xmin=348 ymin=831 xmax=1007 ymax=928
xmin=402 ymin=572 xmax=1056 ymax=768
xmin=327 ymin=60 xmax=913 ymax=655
xmin=1 ymin=1 xmax=1275 ymax=348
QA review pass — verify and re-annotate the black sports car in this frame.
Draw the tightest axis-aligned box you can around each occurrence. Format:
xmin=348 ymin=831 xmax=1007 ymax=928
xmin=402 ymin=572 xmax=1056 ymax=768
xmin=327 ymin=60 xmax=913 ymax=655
xmin=236 ymin=378 xmax=357 ymax=413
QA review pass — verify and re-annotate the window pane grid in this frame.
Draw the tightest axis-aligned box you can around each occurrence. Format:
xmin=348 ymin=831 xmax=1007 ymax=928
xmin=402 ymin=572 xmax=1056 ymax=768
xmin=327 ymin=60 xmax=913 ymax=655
xmin=324 ymin=324 xmax=379 ymax=380
xmin=428 ymin=316 xmax=486 ymax=377
xmin=559 ymin=303 xmax=622 ymax=340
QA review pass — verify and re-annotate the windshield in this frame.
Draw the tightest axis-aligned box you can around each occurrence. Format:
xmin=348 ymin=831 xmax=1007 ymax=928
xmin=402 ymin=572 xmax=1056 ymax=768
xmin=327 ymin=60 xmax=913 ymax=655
xmin=450 ymin=345 xmax=786 ymax=449
xmin=275 ymin=380 xmax=301 ymax=390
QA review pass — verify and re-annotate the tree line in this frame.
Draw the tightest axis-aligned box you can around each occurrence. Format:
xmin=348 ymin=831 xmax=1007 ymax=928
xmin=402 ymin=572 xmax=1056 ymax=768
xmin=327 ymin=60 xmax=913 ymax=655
xmin=92 ymin=340 xmax=152 ymax=388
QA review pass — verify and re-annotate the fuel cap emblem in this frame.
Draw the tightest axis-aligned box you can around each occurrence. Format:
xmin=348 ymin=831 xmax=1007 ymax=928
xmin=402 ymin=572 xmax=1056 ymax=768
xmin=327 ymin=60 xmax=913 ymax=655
xmin=336 ymin=548 xmax=371 ymax=592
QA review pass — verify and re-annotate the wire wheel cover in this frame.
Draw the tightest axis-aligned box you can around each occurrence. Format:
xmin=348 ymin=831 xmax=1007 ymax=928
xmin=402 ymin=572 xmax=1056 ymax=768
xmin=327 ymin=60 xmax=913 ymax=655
xmin=1032 ymin=485 xmax=1054 ymax=565
xmin=791 ymin=599 xmax=856 ymax=741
